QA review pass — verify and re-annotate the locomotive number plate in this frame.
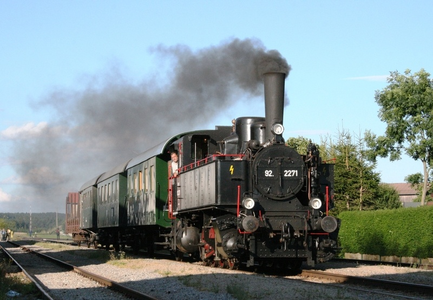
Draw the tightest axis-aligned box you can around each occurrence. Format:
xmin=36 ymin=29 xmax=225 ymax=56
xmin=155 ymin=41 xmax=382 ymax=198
xmin=284 ymin=170 xmax=299 ymax=177
xmin=264 ymin=169 xmax=299 ymax=177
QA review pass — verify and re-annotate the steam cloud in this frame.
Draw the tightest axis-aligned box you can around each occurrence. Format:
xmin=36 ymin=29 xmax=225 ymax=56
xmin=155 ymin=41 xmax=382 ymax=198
xmin=7 ymin=38 xmax=290 ymax=212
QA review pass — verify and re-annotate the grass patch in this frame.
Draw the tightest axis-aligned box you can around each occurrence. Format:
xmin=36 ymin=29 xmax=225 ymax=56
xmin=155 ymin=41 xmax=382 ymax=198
xmin=106 ymin=251 xmax=133 ymax=267
xmin=158 ymin=269 xmax=172 ymax=276
xmin=33 ymin=241 xmax=116 ymax=262
xmin=35 ymin=241 xmax=67 ymax=250
xmin=0 ymin=257 xmax=41 ymax=300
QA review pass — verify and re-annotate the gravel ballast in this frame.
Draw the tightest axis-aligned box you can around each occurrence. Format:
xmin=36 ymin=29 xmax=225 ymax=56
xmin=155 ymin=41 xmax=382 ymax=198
xmin=4 ymin=242 xmax=433 ymax=300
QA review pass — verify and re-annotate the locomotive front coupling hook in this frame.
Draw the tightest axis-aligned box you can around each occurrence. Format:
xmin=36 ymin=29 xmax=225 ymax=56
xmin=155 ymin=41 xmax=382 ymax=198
xmin=280 ymin=223 xmax=291 ymax=251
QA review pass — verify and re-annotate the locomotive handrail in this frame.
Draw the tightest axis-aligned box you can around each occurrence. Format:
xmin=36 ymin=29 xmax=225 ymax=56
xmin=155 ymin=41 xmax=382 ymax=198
xmin=167 ymin=181 xmax=176 ymax=220
xmin=178 ymin=154 xmax=244 ymax=173
xmin=322 ymin=158 xmax=336 ymax=164
xmin=326 ymin=185 xmax=329 ymax=216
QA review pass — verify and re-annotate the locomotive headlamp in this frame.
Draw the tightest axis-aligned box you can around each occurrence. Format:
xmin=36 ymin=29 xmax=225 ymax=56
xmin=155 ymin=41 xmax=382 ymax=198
xmin=271 ymin=123 xmax=284 ymax=135
xmin=309 ymin=198 xmax=322 ymax=210
xmin=242 ymin=197 xmax=255 ymax=210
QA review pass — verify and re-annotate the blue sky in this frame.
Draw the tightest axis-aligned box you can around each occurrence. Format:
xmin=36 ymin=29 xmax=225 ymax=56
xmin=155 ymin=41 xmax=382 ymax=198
xmin=1 ymin=1 xmax=432 ymax=213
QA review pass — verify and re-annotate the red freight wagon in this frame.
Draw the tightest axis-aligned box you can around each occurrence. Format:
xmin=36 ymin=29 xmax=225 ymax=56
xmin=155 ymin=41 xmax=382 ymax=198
xmin=65 ymin=192 xmax=80 ymax=234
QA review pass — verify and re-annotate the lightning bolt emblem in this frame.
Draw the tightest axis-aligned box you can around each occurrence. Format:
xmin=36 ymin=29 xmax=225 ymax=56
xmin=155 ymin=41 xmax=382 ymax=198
xmin=229 ymin=165 xmax=234 ymax=175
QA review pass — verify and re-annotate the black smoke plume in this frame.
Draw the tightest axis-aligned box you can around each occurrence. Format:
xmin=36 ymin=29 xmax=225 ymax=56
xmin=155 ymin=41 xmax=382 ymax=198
xmin=8 ymin=38 xmax=290 ymax=212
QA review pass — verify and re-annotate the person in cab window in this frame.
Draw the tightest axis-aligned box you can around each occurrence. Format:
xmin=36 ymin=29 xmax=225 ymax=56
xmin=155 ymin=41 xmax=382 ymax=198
xmin=168 ymin=150 xmax=180 ymax=178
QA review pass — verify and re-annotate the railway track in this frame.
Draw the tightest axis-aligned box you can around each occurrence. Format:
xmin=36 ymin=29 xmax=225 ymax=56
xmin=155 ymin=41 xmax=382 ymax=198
xmin=45 ymin=238 xmax=433 ymax=270
xmin=332 ymin=257 xmax=433 ymax=270
xmin=300 ymin=269 xmax=433 ymax=299
xmin=0 ymin=241 xmax=158 ymax=300
xmin=3 ymin=239 xmax=432 ymax=299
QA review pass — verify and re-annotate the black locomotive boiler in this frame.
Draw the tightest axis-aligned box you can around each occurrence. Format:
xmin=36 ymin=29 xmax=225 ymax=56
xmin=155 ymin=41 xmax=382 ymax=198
xmin=70 ymin=69 xmax=339 ymax=270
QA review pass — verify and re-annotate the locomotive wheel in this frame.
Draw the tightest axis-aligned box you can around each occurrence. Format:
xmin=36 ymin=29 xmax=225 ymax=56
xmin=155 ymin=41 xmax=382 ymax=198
xmin=133 ymin=239 xmax=141 ymax=254
xmin=225 ymin=258 xmax=239 ymax=270
xmin=173 ymin=250 xmax=184 ymax=261
xmin=288 ymin=260 xmax=303 ymax=272
xmin=265 ymin=261 xmax=274 ymax=268
xmin=213 ymin=260 xmax=224 ymax=268
xmin=146 ymin=240 xmax=155 ymax=257
xmin=203 ymin=260 xmax=212 ymax=266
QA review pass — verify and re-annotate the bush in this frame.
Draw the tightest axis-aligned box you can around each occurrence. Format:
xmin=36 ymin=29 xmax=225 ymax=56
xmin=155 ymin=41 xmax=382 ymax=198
xmin=338 ymin=205 xmax=433 ymax=258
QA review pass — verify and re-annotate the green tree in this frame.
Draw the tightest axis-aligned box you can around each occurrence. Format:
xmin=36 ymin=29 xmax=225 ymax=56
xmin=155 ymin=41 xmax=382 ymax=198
xmin=374 ymin=184 xmax=402 ymax=210
xmin=287 ymin=131 xmax=398 ymax=214
xmin=365 ymin=69 xmax=433 ymax=206
xmin=0 ymin=218 xmax=14 ymax=230
xmin=405 ymin=173 xmax=433 ymax=203
xmin=0 ymin=218 xmax=7 ymax=229
xmin=330 ymin=130 xmax=381 ymax=213
xmin=286 ymin=136 xmax=312 ymax=154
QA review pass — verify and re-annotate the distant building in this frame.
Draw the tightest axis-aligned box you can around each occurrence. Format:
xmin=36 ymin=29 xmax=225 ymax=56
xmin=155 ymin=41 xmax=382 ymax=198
xmin=386 ymin=183 xmax=419 ymax=207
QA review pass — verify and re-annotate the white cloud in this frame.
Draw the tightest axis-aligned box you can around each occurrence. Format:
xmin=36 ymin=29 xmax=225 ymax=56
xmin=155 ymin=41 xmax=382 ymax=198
xmin=1 ymin=122 xmax=49 ymax=139
xmin=0 ymin=187 xmax=12 ymax=202
xmin=345 ymin=75 xmax=389 ymax=82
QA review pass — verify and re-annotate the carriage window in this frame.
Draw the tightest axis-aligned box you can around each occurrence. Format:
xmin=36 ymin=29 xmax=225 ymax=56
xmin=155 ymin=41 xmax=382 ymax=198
xmin=133 ymin=172 xmax=137 ymax=194
xmin=104 ymin=184 xmax=107 ymax=202
xmin=150 ymin=165 xmax=154 ymax=192
xmin=128 ymin=174 xmax=132 ymax=194
xmin=139 ymin=171 xmax=143 ymax=191
xmin=144 ymin=167 xmax=149 ymax=192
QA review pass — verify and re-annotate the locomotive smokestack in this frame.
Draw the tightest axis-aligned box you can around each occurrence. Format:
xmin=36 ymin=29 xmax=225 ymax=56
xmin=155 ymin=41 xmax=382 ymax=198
xmin=263 ymin=71 xmax=286 ymax=142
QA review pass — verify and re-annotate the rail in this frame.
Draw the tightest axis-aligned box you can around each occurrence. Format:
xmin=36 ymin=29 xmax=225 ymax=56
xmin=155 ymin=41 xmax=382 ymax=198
xmin=4 ymin=241 xmax=159 ymax=300
xmin=301 ymin=269 xmax=433 ymax=297
xmin=0 ymin=242 xmax=54 ymax=300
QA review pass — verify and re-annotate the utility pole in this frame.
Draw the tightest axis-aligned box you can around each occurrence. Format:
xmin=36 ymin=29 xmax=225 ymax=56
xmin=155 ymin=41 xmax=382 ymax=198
xmin=29 ymin=206 xmax=32 ymax=237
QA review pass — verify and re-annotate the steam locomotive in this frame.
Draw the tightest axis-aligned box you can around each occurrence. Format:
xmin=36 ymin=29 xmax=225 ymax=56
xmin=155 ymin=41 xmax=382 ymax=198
xmin=67 ymin=70 xmax=339 ymax=270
